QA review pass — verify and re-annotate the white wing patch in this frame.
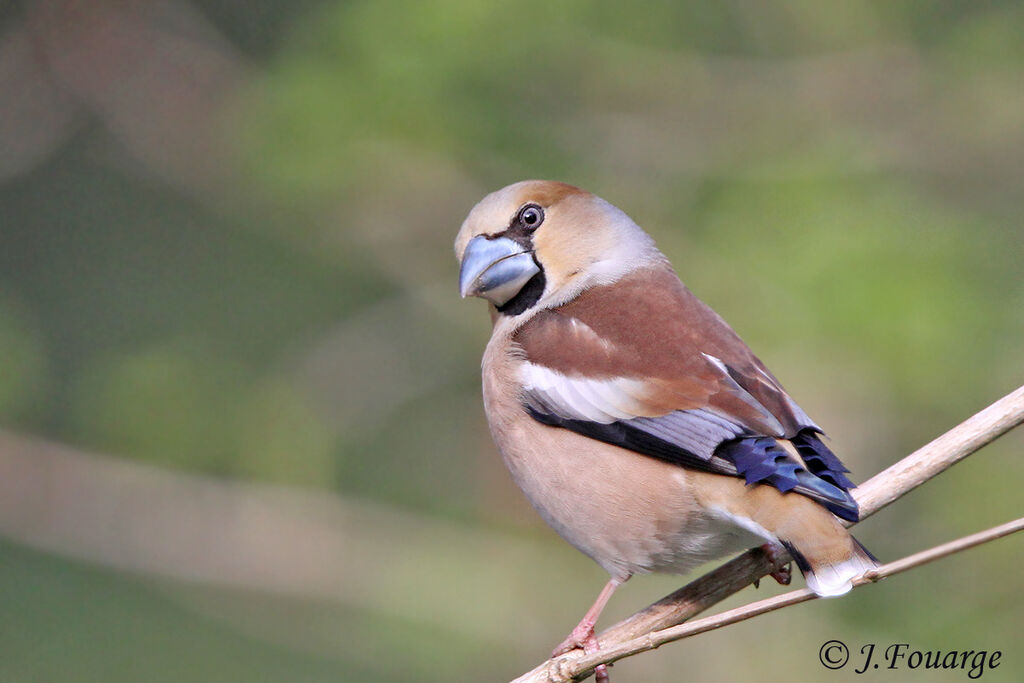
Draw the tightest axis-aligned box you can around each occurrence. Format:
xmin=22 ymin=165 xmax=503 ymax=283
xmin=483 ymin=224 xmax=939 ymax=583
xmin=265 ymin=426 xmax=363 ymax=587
xmin=519 ymin=361 xmax=749 ymax=462
xmin=519 ymin=362 xmax=651 ymax=423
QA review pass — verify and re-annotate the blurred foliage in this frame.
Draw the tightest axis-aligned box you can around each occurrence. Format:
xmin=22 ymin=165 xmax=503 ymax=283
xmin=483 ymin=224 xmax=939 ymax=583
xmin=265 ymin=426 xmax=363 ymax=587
xmin=0 ymin=0 xmax=1021 ymax=680
xmin=0 ymin=299 xmax=50 ymax=421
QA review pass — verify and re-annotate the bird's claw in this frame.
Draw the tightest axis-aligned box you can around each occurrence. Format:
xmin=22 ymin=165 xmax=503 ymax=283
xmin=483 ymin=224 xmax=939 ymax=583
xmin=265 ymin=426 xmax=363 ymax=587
xmin=553 ymin=623 xmax=610 ymax=682
xmin=552 ymin=623 xmax=596 ymax=658
xmin=759 ymin=542 xmax=793 ymax=586
xmin=770 ymin=562 xmax=792 ymax=585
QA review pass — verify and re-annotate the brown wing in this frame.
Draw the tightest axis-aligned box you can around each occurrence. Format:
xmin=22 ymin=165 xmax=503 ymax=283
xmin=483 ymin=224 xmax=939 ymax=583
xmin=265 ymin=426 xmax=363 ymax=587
xmin=511 ymin=263 xmax=859 ymax=519
xmin=513 ymin=263 xmax=819 ymax=440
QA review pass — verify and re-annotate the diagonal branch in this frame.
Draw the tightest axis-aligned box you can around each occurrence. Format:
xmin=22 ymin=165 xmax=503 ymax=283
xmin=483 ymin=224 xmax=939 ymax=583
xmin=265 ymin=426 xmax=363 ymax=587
xmin=554 ymin=516 xmax=1024 ymax=677
xmin=512 ymin=383 xmax=1024 ymax=683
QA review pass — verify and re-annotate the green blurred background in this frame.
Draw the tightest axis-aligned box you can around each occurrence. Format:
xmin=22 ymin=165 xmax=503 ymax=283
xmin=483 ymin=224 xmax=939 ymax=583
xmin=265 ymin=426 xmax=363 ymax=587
xmin=0 ymin=1 xmax=1021 ymax=681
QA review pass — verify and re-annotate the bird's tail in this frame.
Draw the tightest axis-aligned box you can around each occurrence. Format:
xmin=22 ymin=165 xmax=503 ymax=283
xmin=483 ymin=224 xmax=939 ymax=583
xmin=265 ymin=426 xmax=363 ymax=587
xmin=698 ymin=471 xmax=880 ymax=598
xmin=741 ymin=483 xmax=880 ymax=597
xmin=783 ymin=534 xmax=878 ymax=598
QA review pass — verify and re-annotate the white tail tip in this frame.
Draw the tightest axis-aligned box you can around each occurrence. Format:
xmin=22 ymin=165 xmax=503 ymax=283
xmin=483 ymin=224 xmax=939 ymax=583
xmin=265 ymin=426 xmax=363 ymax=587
xmin=805 ymin=551 xmax=877 ymax=598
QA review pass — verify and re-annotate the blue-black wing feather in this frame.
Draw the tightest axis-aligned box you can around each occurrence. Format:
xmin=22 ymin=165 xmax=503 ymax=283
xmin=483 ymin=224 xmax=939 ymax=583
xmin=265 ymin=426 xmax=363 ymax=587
xmin=527 ymin=404 xmax=860 ymax=522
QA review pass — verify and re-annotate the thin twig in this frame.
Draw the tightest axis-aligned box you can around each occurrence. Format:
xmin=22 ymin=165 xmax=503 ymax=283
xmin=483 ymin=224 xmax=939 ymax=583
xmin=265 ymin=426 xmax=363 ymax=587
xmin=559 ymin=517 xmax=1024 ymax=678
xmin=513 ymin=383 xmax=1024 ymax=683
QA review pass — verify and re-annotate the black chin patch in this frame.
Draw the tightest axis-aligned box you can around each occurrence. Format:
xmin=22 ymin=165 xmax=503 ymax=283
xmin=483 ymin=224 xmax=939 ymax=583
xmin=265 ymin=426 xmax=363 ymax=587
xmin=496 ymin=270 xmax=545 ymax=316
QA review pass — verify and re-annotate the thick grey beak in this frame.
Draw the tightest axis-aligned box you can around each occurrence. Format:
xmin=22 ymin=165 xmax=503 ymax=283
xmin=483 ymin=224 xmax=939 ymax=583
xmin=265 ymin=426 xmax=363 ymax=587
xmin=459 ymin=235 xmax=541 ymax=306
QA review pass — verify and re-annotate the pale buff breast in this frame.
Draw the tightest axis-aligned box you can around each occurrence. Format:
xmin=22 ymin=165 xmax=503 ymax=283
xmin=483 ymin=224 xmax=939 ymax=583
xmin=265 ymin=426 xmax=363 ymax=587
xmin=480 ymin=329 xmax=763 ymax=580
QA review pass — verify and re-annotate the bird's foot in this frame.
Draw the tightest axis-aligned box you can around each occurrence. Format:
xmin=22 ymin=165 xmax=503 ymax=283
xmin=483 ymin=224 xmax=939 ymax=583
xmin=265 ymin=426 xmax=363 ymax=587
xmin=760 ymin=542 xmax=792 ymax=586
xmin=552 ymin=579 xmax=623 ymax=682
xmin=552 ymin=621 xmax=596 ymax=657
xmin=553 ymin=622 xmax=610 ymax=682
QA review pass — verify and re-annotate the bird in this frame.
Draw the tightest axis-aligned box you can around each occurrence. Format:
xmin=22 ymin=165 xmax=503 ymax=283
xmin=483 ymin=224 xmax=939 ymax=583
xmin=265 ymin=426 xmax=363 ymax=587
xmin=455 ymin=180 xmax=877 ymax=680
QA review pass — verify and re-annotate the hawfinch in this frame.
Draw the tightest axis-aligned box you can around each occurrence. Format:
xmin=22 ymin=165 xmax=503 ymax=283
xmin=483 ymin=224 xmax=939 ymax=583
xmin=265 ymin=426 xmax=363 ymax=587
xmin=455 ymin=180 xmax=877 ymax=673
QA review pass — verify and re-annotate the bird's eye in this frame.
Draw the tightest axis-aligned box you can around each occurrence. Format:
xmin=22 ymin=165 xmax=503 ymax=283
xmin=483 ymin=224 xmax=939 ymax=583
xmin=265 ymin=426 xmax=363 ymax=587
xmin=518 ymin=204 xmax=544 ymax=230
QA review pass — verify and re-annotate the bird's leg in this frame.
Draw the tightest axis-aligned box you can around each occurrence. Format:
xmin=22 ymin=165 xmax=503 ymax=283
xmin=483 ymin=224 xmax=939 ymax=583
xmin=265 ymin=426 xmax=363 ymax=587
xmin=759 ymin=542 xmax=792 ymax=586
xmin=551 ymin=577 xmax=622 ymax=656
xmin=552 ymin=577 xmax=624 ymax=683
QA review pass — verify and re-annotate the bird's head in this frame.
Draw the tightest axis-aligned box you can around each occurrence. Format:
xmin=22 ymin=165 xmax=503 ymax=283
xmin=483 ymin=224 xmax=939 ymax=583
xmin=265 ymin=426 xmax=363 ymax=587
xmin=455 ymin=180 xmax=659 ymax=316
